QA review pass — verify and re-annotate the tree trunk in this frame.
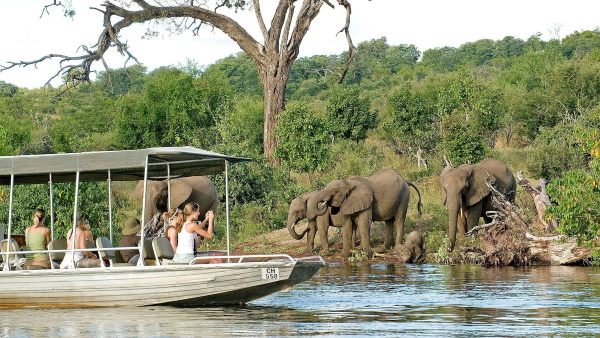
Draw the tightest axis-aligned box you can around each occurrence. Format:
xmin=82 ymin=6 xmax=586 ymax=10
xmin=259 ymin=53 xmax=293 ymax=164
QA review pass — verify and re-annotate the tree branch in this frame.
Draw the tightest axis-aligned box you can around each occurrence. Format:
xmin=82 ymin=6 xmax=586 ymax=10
xmin=253 ymin=0 xmax=268 ymax=41
xmin=334 ymin=0 xmax=355 ymax=84
xmin=1 ymin=1 xmax=263 ymax=89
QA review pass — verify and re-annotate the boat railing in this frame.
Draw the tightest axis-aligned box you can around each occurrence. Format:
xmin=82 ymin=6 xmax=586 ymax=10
xmin=190 ymin=253 xmax=296 ymax=264
xmin=1 ymin=246 xmax=324 ymax=270
xmin=0 ymin=246 xmax=140 ymax=271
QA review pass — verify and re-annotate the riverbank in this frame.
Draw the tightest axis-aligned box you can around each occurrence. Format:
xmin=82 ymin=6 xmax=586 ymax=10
xmin=229 ymin=222 xmax=403 ymax=264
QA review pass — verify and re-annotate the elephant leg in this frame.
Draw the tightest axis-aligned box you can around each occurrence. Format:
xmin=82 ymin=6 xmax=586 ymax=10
xmin=356 ymin=210 xmax=373 ymax=257
xmin=394 ymin=198 xmax=410 ymax=248
xmin=316 ymin=218 xmax=331 ymax=255
xmin=341 ymin=216 xmax=354 ymax=258
xmin=306 ymin=219 xmax=317 ymax=254
xmin=383 ymin=220 xmax=394 ymax=250
xmin=465 ymin=202 xmax=484 ymax=232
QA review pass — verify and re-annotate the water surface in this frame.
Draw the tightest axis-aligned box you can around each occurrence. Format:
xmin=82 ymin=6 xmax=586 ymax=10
xmin=2 ymin=264 xmax=600 ymax=337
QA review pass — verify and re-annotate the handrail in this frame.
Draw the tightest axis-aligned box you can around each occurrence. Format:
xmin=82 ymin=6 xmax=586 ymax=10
xmin=8 ymin=247 xmax=140 ymax=255
xmin=189 ymin=254 xmax=295 ymax=265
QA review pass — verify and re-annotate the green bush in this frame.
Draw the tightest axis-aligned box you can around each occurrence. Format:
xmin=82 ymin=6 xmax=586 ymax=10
xmin=325 ymin=87 xmax=377 ymax=142
xmin=441 ymin=111 xmax=488 ymax=165
xmin=547 ymin=158 xmax=600 ymax=242
xmin=275 ymin=102 xmax=331 ymax=173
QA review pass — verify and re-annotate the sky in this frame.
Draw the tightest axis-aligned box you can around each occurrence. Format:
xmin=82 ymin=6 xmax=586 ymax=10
xmin=0 ymin=0 xmax=599 ymax=89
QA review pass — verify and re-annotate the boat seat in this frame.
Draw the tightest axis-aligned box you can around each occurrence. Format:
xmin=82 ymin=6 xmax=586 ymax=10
xmin=48 ymin=239 xmax=68 ymax=263
xmin=96 ymin=236 xmax=135 ymax=267
xmin=0 ymin=239 xmax=24 ymax=270
xmin=152 ymin=237 xmax=182 ymax=266
xmin=141 ymin=239 xmax=158 ymax=265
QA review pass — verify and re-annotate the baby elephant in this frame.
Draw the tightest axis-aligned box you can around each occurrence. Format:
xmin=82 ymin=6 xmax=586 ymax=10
xmin=396 ymin=231 xmax=425 ymax=263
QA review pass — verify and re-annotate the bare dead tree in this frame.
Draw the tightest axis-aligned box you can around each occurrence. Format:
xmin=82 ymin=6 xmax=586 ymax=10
xmin=465 ymin=177 xmax=589 ymax=266
xmin=0 ymin=0 xmax=358 ymax=161
xmin=442 ymin=155 xmax=453 ymax=168
xmin=516 ymin=171 xmax=558 ymax=232
xmin=413 ymin=147 xmax=428 ymax=170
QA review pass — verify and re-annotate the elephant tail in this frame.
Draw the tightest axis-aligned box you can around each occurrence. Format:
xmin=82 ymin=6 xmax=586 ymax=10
xmin=408 ymin=181 xmax=423 ymax=216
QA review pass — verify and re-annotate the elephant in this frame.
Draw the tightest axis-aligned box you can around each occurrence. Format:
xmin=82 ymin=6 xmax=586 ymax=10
xmin=314 ymin=169 xmax=423 ymax=258
xmin=286 ymin=190 xmax=347 ymax=255
xmin=440 ymin=158 xmax=516 ymax=251
xmin=134 ymin=176 xmax=218 ymax=225
xmin=396 ymin=230 xmax=425 ymax=263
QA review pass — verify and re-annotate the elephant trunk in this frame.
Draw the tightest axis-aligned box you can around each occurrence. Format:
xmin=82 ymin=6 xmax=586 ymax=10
xmin=287 ymin=215 xmax=309 ymax=240
xmin=314 ymin=193 xmax=330 ymax=217
xmin=447 ymin=201 xmax=460 ymax=252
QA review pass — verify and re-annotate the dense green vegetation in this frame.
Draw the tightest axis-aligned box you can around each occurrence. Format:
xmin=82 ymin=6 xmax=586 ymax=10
xmin=0 ymin=31 xmax=599 ymax=259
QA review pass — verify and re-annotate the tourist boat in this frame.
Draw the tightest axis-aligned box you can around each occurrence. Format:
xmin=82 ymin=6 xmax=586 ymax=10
xmin=0 ymin=147 xmax=324 ymax=308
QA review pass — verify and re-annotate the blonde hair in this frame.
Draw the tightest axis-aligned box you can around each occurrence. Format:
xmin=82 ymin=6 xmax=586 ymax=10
xmin=32 ymin=209 xmax=45 ymax=228
xmin=183 ymin=202 xmax=200 ymax=219
xmin=78 ymin=218 xmax=90 ymax=231
xmin=163 ymin=207 xmax=184 ymax=233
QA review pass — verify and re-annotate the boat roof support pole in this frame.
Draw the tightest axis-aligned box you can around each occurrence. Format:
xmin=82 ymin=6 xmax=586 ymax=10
xmin=49 ymin=173 xmax=54 ymax=240
xmin=4 ymin=174 xmax=15 ymax=271
xmin=225 ymin=160 xmax=230 ymax=261
xmin=138 ymin=155 xmax=149 ymax=266
xmin=107 ymin=170 xmax=113 ymax=243
xmin=167 ymin=164 xmax=171 ymax=210
xmin=69 ymin=171 xmax=81 ymax=268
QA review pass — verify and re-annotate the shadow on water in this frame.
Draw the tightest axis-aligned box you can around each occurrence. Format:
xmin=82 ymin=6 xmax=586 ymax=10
xmin=2 ymin=264 xmax=600 ymax=337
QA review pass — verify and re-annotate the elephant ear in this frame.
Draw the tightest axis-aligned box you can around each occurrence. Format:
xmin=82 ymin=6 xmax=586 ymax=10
xmin=340 ymin=180 xmax=373 ymax=215
xmin=134 ymin=181 xmax=145 ymax=203
xmin=305 ymin=191 xmax=321 ymax=220
xmin=169 ymin=179 xmax=193 ymax=209
xmin=465 ymin=165 xmax=494 ymax=206
xmin=439 ymin=166 xmax=454 ymax=206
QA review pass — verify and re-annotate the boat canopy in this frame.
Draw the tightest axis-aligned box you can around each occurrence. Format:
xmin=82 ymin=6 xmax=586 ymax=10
xmin=0 ymin=146 xmax=251 ymax=185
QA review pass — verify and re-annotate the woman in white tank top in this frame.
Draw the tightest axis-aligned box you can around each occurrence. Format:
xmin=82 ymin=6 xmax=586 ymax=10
xmin=172 ymin=202 xmax=214 ymax=264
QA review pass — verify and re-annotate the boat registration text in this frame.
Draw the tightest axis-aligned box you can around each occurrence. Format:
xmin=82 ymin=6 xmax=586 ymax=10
xmin=262 ymin=268 xmax=280 ymax=280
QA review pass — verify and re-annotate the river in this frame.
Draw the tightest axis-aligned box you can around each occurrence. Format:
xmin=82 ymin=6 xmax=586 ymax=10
xmin=1 ymin=263 xmax=600 ymax=337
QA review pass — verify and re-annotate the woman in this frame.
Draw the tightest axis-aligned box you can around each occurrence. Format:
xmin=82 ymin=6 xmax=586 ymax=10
xmin=163 ymin=208 xmax=183 ymax=253
xmin=60 ymin=218 xmax=101 ymax=269
xmin=172 ymin=202 xmax=214 ymax=264
xmin=24 ymin=209 xmax=57 ymax=269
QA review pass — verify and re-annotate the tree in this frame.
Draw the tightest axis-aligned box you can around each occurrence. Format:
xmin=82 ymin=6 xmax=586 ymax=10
xmin=325 ymin=86 xmax=377 ymax=141
xmin=114 ymin=67 xmax=232 ymax=149
xmin=0 ymin=0 xmax=358 ymax=161
xmin=441 ymin=110 xmax=488 ymax=165
xmin=275 ymin=102 xmax=331 ymax=174
xmin=0 ymin=81 xmax=18 ymax=98
xmin=385 ymin=85 xmax=437 ymax=152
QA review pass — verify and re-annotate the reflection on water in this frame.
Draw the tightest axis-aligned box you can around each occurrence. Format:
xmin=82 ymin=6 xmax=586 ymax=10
xmin=2 ymin=264 xmax=600 ymax=337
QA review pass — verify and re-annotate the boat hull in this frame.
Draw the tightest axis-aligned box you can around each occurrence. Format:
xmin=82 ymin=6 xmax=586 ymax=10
xmin=0 ymin=259 xmax=324 ymax=308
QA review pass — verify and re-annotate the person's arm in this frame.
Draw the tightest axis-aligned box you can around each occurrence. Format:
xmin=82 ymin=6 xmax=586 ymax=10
xmin=80 ymin=232 xmax=97 ymax=259
xmin=85 ymin=230 xmax=94 ymax=243
xmin=189 ymin=211 xmax=214 ymax=238
xmin=167 ymin=227 xmax=178 ymax=252
xmin=42 ymin=228 xmax=51 ymax=249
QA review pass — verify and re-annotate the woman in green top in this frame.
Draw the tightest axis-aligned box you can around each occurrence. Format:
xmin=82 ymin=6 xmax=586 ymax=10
xmin=24 ymin=209 xmax=56 ymax=269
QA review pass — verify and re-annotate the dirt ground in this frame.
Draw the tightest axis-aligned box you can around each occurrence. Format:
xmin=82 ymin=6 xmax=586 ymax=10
xmin=229 ymin=222 xmax=403 ymax=264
